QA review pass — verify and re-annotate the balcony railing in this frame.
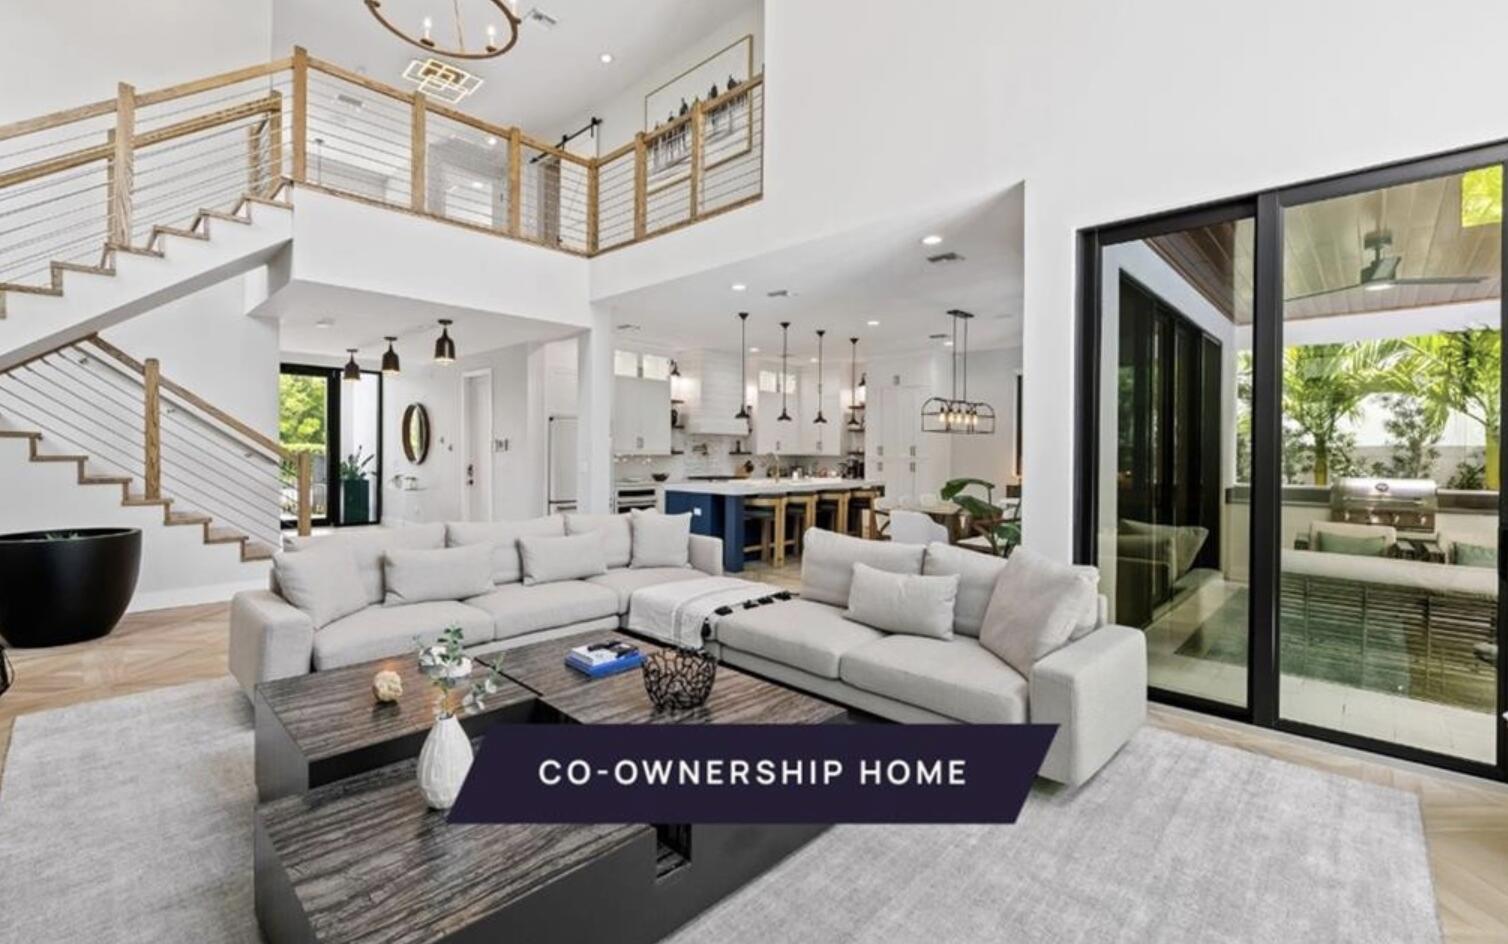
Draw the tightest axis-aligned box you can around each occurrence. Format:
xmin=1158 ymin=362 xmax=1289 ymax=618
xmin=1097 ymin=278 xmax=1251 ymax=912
xmin=0 ymin=47 xmax=765 ymax=284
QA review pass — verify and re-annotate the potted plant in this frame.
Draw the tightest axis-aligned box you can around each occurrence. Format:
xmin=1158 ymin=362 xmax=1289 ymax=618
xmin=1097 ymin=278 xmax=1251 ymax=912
xmin=340 ymin=446 xmax=374 ymax=525
xmin=940 ymin=478 xmax=1021 ymax=556
xmin=0 ymin=528 xmax=142 ymax=647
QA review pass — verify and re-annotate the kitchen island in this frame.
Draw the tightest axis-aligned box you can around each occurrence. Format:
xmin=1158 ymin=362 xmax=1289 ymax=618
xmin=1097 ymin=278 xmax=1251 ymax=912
xmin=662 ymin=478 xmax=884 ymax=572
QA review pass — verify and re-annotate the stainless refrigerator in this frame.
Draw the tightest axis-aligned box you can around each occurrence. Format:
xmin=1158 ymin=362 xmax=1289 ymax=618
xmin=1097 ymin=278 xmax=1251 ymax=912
xmin=546 ymin=415 xmax=578 ymax=513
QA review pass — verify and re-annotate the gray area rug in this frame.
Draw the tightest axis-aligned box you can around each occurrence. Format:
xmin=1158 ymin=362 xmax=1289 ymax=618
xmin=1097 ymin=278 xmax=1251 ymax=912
xmin=0 ymin=679 xmax=1441 ymax=944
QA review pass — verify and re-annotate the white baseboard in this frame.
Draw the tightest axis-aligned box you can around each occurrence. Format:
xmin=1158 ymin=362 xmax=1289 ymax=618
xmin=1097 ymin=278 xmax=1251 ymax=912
xmin=128 ymin=575 xmax=269 ymax=613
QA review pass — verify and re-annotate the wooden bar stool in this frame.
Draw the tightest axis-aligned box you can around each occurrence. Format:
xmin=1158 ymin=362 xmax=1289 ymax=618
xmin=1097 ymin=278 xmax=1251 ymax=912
xmin=785 ymin=492 xmax=819 ymax=557
xmin=847 ymin=488 xmax=882 ymax=538
xmin=743 ymin=496 xmax=788 ymax=566
xmin=817 ymin=490 xmax=851 ymax=535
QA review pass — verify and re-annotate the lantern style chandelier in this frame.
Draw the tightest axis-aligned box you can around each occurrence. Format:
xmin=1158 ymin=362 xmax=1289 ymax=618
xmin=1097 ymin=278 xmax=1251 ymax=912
xmin=364 ymin=0 xmax=523 ymax=60
xmin=921 ymin=309 xmax=996 ymax=435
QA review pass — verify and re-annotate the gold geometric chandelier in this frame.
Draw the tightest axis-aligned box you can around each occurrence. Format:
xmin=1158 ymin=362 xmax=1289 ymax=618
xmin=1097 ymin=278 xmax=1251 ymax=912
xmin=364 ymin=0 xmax=522 ymax=60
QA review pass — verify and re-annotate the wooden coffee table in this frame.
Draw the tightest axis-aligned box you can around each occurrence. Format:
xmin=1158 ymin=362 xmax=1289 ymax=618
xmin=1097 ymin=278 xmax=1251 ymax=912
xmin=254 ymin=630 xmax=847 ymax=944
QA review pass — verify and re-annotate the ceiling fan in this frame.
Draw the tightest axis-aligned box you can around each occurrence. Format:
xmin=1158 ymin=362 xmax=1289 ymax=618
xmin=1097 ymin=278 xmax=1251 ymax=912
xmin=1285 ymin=229 xmax=1486 ymax=301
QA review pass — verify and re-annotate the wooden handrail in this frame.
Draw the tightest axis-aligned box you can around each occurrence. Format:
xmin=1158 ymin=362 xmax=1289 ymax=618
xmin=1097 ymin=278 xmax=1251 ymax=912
xmin=134 ymin=58 xmax=292 ymax=108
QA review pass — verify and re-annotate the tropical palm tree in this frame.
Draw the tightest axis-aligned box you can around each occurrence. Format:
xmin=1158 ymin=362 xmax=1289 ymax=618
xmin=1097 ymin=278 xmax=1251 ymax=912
xmin=1376 ymin=328 xmax=1501 ymax=490
xmin=1282 ymin=342 xmax=1392 ymax=486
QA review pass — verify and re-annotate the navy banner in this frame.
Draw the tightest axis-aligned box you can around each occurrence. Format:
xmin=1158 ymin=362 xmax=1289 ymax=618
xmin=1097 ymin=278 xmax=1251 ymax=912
xmin=448 ymin=723 xmax=1056 ymax=825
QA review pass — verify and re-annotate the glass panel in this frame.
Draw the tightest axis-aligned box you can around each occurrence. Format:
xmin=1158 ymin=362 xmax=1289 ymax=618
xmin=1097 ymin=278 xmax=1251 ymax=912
xmin=1098 ymin=214 xmax=1254 ymax=707
xmin=338 ymin=372 xmax=381 ymax=526
xmin=1279 ymin=165 xmax=1501 ymax=763
xmin=279 ymin=372 xmax=330 ymax=525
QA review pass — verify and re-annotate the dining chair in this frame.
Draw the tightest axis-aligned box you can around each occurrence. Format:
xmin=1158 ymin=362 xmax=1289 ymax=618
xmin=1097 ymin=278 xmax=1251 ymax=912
xmin=889 ymin=510 xmax=950 ymax=545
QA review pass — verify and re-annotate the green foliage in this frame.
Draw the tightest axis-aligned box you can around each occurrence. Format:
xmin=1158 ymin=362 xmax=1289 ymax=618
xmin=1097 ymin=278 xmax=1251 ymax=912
xmin=1378 ymin=394 xmax=1443 ymax=479
xmin=1375 ymin=328 xmax=1501 ymax=489
xmin=279 ymin=374 xmax=327 ymax=452
xmin=1447 ymin=453 xmax=1486 ymax=491
xmin=941 ymin=477 xmax=1019 ymax=555
xmin=1461 ymin=165 xmax=1503 ymax=228
xmin=340 ymin=446 xmax=373 ymax=482
xmin=1282 ymin=342 xmax=1390 ymax=486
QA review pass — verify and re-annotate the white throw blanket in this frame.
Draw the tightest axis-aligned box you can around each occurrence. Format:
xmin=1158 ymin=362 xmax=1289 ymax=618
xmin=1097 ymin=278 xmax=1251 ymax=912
xmin=627 ymin=576 xmax=788 ymax=649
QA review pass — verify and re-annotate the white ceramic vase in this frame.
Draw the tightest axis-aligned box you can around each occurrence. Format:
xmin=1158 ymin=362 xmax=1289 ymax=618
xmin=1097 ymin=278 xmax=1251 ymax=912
xmin=417 ymin=714 xmax=473 ymax=810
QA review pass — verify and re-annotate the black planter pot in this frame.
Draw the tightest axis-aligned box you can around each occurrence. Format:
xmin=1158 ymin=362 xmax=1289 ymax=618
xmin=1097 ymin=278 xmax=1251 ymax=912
xmin=0 ymin=527 xmax=142 ymax=648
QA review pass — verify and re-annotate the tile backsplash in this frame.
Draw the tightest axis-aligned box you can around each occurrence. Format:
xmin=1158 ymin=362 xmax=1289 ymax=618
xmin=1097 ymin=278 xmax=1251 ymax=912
xmin=614 ymin=433 xmax=752 ymax=482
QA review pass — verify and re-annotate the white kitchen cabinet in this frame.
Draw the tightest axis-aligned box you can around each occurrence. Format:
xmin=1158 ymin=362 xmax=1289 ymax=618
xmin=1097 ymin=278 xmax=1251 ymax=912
xmin=753 ymin=389 xmax=801 ymax=455
xmin=868 ymin=383 xmax=943 ymax=501
xmin=797 ymin=367 xmax=844 ymax=456
xmin=613 ymin=376 xmax=672 ymax=455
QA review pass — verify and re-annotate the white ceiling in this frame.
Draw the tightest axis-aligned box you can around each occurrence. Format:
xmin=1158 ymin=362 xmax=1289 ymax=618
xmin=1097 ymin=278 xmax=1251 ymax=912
xmin=600 ymin=186 xmax=1026 ymax=360
xmin=264 ymin=281 xmax=581 ymax=362
xmin=272 ymin=0 xmax=755 ymax=138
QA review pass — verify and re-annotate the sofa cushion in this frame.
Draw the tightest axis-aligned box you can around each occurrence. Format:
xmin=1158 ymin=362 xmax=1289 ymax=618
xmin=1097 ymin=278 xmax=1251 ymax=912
xmin=272 ymin=549 xmax=368 ymax=629
xmin=465 ymin=581 xmax=620 ymax=640
xmin=519 ymin=532 xmax=608 ymax=585
xmin=922 ymin=542 xmax=1006 ymax=637
xmin=587 ymin=567 xmax=709 ymax=614
xmin=383 ymin=544 xmax=494 ymax=606
xmin=799 ymin=529 xmax=926 ymax=607
xmin=979 ymin=547 xmax=1099 ymax=676
xmin=1120 ymin=519 xmax=1209 ymax=578
xmin=565 ymin=513 xmax=632 ymax=569
xmin=845 ymin=562 xmax=958 ymax=639
xmin=629 ymin=510 xmax=692 ymax=569
xmin=716 ymin=598 xmax=884 ymax=679
xmin=285 ymin=523 xmax=445 ymax=605
xmin=447 ymin=516 xmax=563 ymax=584
xmin=1453 ymin=540 xmax=1498 ymax=569
xmin=840 ymin=635 xmax=1028 ymax=724
xmin=311 ymin=601 xmax=492 ymax=670
xmin=1314 ymin=530 xmax=1388 ymax=557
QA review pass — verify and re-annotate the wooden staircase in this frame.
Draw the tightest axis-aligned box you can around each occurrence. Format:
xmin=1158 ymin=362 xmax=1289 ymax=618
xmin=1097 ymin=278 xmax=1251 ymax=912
xmin=0 ymin=428 xmax=276 ymax=562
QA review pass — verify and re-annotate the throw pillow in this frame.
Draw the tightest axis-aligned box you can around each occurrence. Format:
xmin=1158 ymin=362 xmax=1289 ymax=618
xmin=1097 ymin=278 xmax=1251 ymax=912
xmin=519 ymin=532 xmax=608 ymax=585
xmin=383 ymin=544 xmax=495 ymax=606
xmin=844 ymin=562 xmax=959 ymax=639
xmin=629 ymin=510 xmax=692 ymax=569
xmin=922 ymin=542 xmax=1006 ymax=636
xmin=564 ymin=513 xmax=632 ymax=568
xmin=978 ymin=546 xmax=1099 ymax=676
xmin=1315 ymin=531 xmax=1388 ymax=557
xmin=446 ymin=516 xmax=564 ymax=584
xmin=273 ymin=548 xmax=368 ymax=629
xmin=1453 ymin=541 xmax=1498 ymax=569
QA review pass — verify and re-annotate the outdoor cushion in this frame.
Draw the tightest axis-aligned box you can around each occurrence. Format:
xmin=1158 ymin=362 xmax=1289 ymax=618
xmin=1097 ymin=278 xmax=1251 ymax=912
xmin=519 ymin=532 xmax=608 ymax=585
xmin=311 ymin=601 xmax=492 ymax=670
xmin=922 ymin=542 xmax=1006 ymax=636
xmin=1282 ymin=548 xmax=1498 ymax=599
xmin=1314 ymin=530 xmax=1388 ymax=557
xmin=383 ymin=544 xmax=494 ymax=606
xmin=285 ymin=523 xmax=446 ymax=605
xmin=446 ymin=516 xmax=564 ymax=584
xmin=799 ymin=528 xmax=926 ymax=607
xmin=587 ymin=567 xmax=709 ymax=614
xmin=979 ymin=546 xmax=1099 ymax=676
xmin=464 ymin=580 xmax=619 ymax=640
xmin=844 ymin=562 xmax=959 ymax=639
xmin=840 ymin=635 xmax=1029 ymax=724
xmin=565 ymin=513 xmax=633 ymax=568
xmin=629 ymin=510 xmax=692 ymax=568
xmin=1453 ymin=541 xmax=1498 ymax=569
xmin=272 ymin=548 xmax=368 ymax=629
xmin=1308 ymin=521 xmax=1397 ymax=551
xmin=716 ymin=598 xmax=884 ymax=679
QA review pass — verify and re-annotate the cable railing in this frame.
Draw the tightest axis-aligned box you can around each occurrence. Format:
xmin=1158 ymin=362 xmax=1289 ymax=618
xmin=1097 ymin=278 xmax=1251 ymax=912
xmin=0 ymin=335 xmax=312 ymax=549
xmin=0 ymin=48 xmax=764 ymax=282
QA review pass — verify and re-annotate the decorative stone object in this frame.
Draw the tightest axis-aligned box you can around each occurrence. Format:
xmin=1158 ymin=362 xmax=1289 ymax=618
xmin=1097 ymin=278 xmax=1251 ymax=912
xmin=372 ymin=669 xmax=403 ymax=703
xmin=417 ymin=714 xmax=474 ymax=810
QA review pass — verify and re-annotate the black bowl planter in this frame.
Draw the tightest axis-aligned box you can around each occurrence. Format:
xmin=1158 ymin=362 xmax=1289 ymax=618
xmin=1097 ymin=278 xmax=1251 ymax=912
xmin=0 ymin=528 xmax=142 ymax=648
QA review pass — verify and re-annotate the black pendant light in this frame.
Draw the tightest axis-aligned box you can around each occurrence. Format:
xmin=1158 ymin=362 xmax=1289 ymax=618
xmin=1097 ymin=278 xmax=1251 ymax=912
xmin=734 ymin=312 xmax=750 ymax=420
xmin=813 ymin=329 xmax=828 ymax=424
xmin=381 ymin=336 xmax=401 ymax=375
xmin=777 ymin=321 xmax=792 ymax=422
xmin=342 ymin=348 xmax=361 ymax=382
xmin=847 ymin=336 xmax=863 ymax=429
xmin=433 ymin=318 xmax=456 ymax=364
xmin=921 ymin=309 xmax=995 ymax=435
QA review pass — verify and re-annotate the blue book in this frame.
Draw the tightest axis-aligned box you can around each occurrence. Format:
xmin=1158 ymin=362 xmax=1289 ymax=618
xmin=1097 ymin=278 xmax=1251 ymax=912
xmin=566 ymin=650 xmax=644 ymax=678
xmin=565 ymin=642 xmax=644 ymax=678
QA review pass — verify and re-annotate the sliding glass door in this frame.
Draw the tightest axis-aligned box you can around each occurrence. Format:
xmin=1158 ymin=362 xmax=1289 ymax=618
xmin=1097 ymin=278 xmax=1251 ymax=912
xmin=280 ymin=363 xmax=384 ymax=529
xmin=1079 ymin=144 xmax=1507 ymax=780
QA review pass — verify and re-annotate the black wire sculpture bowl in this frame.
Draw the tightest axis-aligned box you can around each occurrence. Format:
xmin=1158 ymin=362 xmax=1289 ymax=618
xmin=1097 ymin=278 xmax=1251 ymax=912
xmin=642 ymin=647 xmax=718 ymax=710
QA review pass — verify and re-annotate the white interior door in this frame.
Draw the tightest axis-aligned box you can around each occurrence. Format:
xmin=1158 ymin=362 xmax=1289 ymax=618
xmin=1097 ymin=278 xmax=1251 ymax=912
xmin=462 ymin=371 xmax=493 ymax=521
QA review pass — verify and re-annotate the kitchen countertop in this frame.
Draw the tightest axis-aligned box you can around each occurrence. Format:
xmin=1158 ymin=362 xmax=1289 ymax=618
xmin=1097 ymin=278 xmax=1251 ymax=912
xmin=659 ymin=478 xmax=884 ymax=496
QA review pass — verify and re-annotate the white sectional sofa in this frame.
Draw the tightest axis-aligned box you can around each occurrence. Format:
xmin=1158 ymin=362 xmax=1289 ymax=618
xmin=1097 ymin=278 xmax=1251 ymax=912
xmin=705 ymin=529 xmax=1148 ymax=787
xmin=228 ymin=513 xmax=722 ymax=693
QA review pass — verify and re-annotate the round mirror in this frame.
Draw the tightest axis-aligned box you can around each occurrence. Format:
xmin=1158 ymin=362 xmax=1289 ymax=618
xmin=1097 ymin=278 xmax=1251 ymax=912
xmin=401 ymin=403 xmax=430 ymax=464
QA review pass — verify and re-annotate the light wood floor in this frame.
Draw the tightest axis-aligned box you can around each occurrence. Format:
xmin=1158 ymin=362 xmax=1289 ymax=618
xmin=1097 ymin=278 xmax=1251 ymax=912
xmin=1 ymin=576 xmax=1505 ymax=942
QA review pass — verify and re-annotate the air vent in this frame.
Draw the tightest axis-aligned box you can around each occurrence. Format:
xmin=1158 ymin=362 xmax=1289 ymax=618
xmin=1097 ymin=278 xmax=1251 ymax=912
xmin=927 ymin=251 xmax=966 ymax=264
xmin=766 ymin=289 xmax=790 ymax=298
xmin=617 ymin=323 xmax=642 ymax=332
xmin=334 ymin=93 xmax=365 ymax=109
xmin=928 ymin=333 xmax=948 ymax=340
xmin=525 ymin=7 xmax=559 ymax=28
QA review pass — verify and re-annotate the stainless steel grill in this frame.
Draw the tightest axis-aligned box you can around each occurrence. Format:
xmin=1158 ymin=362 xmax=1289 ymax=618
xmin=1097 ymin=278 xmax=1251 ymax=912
xmin=1330 ymin=477 xmax=1437 ymax=532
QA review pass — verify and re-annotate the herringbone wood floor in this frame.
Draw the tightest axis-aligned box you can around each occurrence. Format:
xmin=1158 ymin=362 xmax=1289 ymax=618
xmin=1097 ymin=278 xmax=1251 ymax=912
xmin=1 ymin=579 xmax=1505 ymax=942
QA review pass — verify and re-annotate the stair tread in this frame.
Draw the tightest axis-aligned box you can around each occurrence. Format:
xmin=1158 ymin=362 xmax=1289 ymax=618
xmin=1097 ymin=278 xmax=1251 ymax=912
xmin=106 ymin=243 xmax=165 ymax=258
xmin=32 ymin=453 xmax=86 ymax=462
xmin=166 ymin=511 xmax=212 ymax=525
xmin=241 ymin=543 xmax=277 ymax=562
xmin=151 ymin=225 xmax=210 ymax=241
xmin=51 ymin=261 xmax=115 ymax=277
xmin=0 ymin=282 xmax=63 ymax=297
xmin=204 ymin=527 xmax=247 ymax=544
xmin=0 ymin=430 xmax=41 ymax=439
xmin=198 ymin=209 xmax=251 ymax=224
xmin=80 ymin=474 xmax=132 ymax=485
xmin=122 ymin=496 xmax=171 ymax=507
xmin=241 ymin=194 xmax=293 ymax=209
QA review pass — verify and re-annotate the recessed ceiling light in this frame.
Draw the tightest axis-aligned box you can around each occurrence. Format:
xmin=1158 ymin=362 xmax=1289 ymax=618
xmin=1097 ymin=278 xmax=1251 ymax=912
xmin=943 ymin=340 xmax=955 ymax=347
xmin=866 ymin=320 xmax=880 ymax=326
xmin=485 ymin=135 xmax=498 ymax=146
xmin=921 ymin=234 xmax=943 ymax=246
xmin=809 ymin=357 xmax=819 ymax=363
xmin=315 ymin=318 xmax=334 ymax=328
xmin=731 ymin=283 xmax=747 ymax=292
xmin=749 ymin=347 xmax=760 ymax=353
xmin=470 ymin=180 xmax=484 ymax=189
xmin=599 ymin=52 xmax=614 ymax=64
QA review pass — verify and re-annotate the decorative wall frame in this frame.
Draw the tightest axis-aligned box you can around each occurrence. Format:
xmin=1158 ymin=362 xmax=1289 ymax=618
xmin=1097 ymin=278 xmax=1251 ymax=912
xmin=643 ymin=35 xmax=755 ymax=195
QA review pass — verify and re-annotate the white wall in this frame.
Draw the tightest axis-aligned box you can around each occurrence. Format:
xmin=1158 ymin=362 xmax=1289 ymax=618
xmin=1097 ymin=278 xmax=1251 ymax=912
xmin=947 ymin=346 xmax=1022 ymax=488
xmin=0 ymin=0 xmax=273 ymax=124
